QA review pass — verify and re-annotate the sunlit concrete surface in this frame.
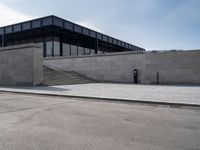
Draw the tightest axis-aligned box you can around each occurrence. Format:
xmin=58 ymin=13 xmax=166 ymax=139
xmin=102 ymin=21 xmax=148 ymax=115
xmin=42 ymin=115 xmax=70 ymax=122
xmin=0 ymin=83 xmax=200 ymax=105
xmin=0 ymin=92 xmax=200 ymax=150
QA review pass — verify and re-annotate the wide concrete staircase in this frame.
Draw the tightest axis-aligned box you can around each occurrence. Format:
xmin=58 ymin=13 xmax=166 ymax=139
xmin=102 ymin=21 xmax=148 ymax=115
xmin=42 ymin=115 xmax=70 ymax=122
xmin=43 ymin=66 xmax=95 ymax=85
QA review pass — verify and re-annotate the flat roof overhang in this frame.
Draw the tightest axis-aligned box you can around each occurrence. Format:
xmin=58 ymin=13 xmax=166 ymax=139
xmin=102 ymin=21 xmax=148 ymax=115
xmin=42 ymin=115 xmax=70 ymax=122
xmin=0 ymin=15 xmax=145 ymax=52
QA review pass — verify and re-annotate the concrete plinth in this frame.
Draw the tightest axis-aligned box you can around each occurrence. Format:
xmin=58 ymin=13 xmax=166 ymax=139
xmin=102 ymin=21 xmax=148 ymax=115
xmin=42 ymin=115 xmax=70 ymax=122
xmin=0 ymin=44 xmax=43 ymax=86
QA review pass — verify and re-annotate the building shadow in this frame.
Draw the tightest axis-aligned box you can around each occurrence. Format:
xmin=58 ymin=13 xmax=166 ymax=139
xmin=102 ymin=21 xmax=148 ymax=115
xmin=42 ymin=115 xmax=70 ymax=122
xmin=1 ymin=86 xmax=69 ymax=92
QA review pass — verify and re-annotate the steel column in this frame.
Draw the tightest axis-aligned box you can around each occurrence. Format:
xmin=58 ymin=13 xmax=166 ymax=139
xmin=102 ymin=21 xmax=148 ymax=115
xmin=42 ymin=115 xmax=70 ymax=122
xmin=1 ymin=33 xmax=5 ymax=47
xmin=95 ymin=38 xmax=98 ymax=54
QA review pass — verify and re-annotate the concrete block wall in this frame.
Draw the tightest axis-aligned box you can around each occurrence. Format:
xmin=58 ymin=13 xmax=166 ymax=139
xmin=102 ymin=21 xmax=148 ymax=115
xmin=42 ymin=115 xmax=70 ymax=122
xmin=44 ymin=50 xmax=200 ymax=85
xmin=0 ymin=44 xmax=43 ymax=86
xmin=143 ymin=51 xmax=200 ymax=84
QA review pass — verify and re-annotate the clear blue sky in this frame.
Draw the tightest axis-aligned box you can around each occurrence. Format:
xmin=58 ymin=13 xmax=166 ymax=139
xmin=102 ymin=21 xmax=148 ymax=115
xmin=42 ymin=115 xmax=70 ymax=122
xmin=0 ymin=0 xmax=200 ymax=50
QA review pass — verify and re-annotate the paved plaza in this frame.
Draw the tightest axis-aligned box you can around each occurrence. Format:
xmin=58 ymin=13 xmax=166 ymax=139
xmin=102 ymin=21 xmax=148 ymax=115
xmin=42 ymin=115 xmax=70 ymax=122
xmin=0 ymin=83 xmax=200 ymax=105
xmin=0 ymin=92 xmax=200 ymax=150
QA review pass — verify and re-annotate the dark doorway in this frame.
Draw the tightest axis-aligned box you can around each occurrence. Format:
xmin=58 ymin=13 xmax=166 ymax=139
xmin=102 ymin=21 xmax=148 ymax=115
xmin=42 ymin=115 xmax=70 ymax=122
xmin=156 ymin=72 xmax=159 ymax=84
xmin=133 ymin=69 xmax=138 ymax=84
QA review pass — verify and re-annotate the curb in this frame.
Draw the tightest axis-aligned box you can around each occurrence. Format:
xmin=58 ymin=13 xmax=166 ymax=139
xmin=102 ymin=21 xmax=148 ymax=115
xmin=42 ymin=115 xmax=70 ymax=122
xmin=1 ymin=90 xmax=200 ymax=108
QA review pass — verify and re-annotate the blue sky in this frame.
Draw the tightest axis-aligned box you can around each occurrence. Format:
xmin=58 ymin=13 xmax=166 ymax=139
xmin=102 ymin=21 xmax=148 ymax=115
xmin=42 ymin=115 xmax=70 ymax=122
xmin=0 ymin=0 xmax=199 ymax=50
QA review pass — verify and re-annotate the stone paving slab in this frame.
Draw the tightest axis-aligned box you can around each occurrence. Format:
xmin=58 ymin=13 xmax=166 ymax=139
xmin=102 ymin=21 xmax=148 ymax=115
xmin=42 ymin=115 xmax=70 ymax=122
xmin=0 ymin=83 xmax=200 ymax=106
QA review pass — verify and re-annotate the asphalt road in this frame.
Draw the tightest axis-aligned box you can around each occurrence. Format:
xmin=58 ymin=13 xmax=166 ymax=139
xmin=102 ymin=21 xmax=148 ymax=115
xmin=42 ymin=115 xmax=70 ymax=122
xmin=0 ymin=92 xmax=200 ymax=150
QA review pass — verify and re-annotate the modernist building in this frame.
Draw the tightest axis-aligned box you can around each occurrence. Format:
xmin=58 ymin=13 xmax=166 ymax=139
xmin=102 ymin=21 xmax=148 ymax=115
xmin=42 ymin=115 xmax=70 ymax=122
xmin=1 ymin=15 xmax=198 ymax=86
xmin=0 ymin=15 xmax=145 ymax=58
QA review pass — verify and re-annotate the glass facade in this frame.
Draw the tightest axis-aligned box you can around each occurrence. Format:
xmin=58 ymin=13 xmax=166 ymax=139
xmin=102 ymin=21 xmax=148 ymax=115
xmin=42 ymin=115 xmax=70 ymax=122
xmin=97 ymin=33 xmax=102 ymax=40
xmin=64 ymin=21 xmax=73 ymax=30
xmin=74 ymin=25 xmax=82 ymax=33
xmin=22 ymin=22 xmax=31 ymax=31
xmin=108 ymin=37 xmax=112 ymax=43
xmin=85 ymin=48 xmax=91 ymax=55
xmin=46 ymin=41 xmax=53 ymax=57
xmin=90 ymin=31 xmax=96 ymax=38
xmin=5 ymin=26 xmax=12 ymax=34
xmin=71 ymin=45 xmax=78 ymax=56
xmin=91 ymin=49 xmax=95 ymax=55
xmin=0 ymin=34 xmax=113 ymax=57
xmin=42 ymin=17 xmax=52 ymax=26
xmin=53 ymin=17 xmax=63 ymax=27
xmin=53 ymin=41 xmax=60 ymax=56
xmin=44 ymin=37 xmax=60 ymax=57
xmin=63 ymin=43 xmax=70 ymax=56
xmin=1 ymin=35 xmax=101 ymax=57
xmin=83 ymin=28 xmax=89 ymax=36
xmin=78 ymin=46 xmax=84 ymax=55
xmin=32 ymin=20 xmax=41 ymax=28
xmin=13 ymin=24 xmax=21 ymax=32
xmin=0 ymin=16 xmax=145 ymax=55
xmin=103 ymin=35 xmax=108 ymax=42
xmin=0 ymin=28 xmax=4 ymax=35
xmin=53 ymin=37 xmax=60 ymax=57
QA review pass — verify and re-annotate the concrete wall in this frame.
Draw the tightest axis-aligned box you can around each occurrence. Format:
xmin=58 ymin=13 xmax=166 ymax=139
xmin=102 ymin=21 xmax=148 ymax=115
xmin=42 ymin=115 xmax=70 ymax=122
xmin=0 ymin=44 xmax=43 ymax=86
xmin=44 ymin=50 xmax=200 ymax=85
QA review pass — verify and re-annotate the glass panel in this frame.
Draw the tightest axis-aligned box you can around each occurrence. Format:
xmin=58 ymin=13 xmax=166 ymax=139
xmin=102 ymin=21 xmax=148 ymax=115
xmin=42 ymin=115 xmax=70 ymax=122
xmin=53 ymin=17 xmax=63 ymax=27
xmin=22 ymin=22 xmax=31 ymax=30
xmin=5 ymin=26 xmax=12 ymax=34
xmin=74 ymin=25 xmax=82 ymax=33
xmin=90 ymin=31 xmax=96 ymax=38
xmin=63 ymin=43 xmax=70 ymax=56
xmin=85 ymin=48 xmax=91 ymax=55
xmin=97 ymin=33 xmax=102 ymax=40
xmin=131 ymin=45 xmax=134 ymax=50
xmin=117 ymin=40 xmax=122 ymax=46
xmin=78 ymin=46 xmax=84 ymax=55
xmin=126 ymin=43 xmax=129 ymax=48
xmin=32 ymin=20 xmax=41 ymax=28
xmin=71 ymin=45 xmax=77 ymax=56
xmin=53 ymin=41 xmax=60 ymax=56
xmin=83 ymin=28 xmax=89 ymax=36
xmin=46 ymin=41 xmax=53 ymax=57
xmin=103 ymin=35 xmax=107 ymax=42
xmin=108 ymin=37 xmax=112 ymax=43
xmin=13 ymin=24 xmax=21 ymax=32
xmin=90 ymin=49 xmax=95 ymax=55
xmin=42 ymin=17 xmax=52 ymax=26
xmin=64 ymin=21 xmax=73 ymax=30
xmin=122 ymin=42 xmax=125 ymax=47
xmin=0 ymin=28 xmax=4 ymax=35
xmin=113 ymin=39 xmax=117 ymax=44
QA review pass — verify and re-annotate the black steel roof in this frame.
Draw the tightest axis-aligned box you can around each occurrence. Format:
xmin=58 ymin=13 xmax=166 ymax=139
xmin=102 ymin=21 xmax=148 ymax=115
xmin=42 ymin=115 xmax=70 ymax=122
xmin=0 ymin=15 xmax=145 ymax=52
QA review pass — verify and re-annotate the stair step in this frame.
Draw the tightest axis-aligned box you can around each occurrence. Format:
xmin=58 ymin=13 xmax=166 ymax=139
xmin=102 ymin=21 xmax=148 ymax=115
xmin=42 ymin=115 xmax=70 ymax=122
xmin=43 ymin=66 xmax=95 ymax=85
